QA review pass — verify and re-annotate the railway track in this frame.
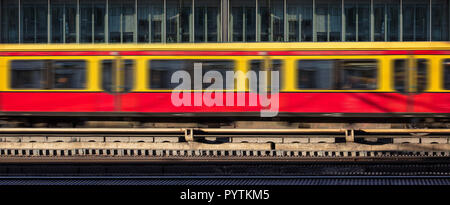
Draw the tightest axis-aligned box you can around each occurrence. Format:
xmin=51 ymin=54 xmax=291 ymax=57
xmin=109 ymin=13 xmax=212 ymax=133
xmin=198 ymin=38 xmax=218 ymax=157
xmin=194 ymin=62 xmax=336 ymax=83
xmin=0 ymin=128 xmax=450 ymax=161
xmin=2 ymin=176 xmax=450 ymax=185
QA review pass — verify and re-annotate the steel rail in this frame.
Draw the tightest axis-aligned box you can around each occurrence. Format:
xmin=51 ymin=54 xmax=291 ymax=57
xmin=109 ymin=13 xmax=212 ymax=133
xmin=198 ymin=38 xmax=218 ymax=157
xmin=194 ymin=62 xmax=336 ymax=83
xmin=5 ymin=128 xmax=450 ymax=134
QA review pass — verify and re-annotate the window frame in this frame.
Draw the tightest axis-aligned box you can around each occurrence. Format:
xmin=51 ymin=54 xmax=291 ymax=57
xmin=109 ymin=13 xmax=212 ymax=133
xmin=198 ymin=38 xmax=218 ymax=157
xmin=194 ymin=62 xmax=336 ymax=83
xmin=443 ymin=59 xmax=450 ymax=90
xmin=100 ymin=59 xmax=135 ymax=93
xmin=147 ymin=58 xmax=237 ymax=91
xmin=295 ymin=58 xmax=379 ymax=91
xmin=9 ymin=59 xmax=88 ymax=91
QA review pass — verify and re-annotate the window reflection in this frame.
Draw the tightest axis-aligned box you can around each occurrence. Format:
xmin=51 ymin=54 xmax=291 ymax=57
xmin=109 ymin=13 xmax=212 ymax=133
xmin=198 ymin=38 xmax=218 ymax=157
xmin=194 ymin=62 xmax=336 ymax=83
xmin=149 ymin=60 xmax=234 ymax=89
xmin=297 ymin=60 xmax=377 ymax=90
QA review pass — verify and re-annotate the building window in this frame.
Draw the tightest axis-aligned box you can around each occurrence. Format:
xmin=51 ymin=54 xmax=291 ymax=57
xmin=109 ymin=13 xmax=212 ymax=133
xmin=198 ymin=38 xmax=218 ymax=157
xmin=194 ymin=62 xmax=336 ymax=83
xmin=21 ymin=0 xmax=48 ymax=43
xmin=403 ymin=0 xmax=430 ymax=41
xmin=1 ymin=0 xmax=19 ymax=43
xmin=149 ymin=60 xmax=235 ymax=90
xmin=137 ymin=0 xmax=164 ymax=43
xmin=1 ymin=0 xmax=450 ymax=43
xmin=80 ymin=0 xmax=106 ymax=43
xmin=344 ymin=0 xmax=370 ymax=41
xmin=259 ymin=0 xmax=284 ymax=42
xmin=194 ymin=0 xmax=220 ymax=42
xmin=315 ymin=0 xmax=342 ymax=42
xmin=373 ymin=0 xmax=400 ymax=41
xmin=166 ymin=0 xmax=192 ymax=43
xmin=286 ymin=0 xmax=313 ymax=42
xmin=51 ymin=0 xmax=77 ymax=43
xmin=297 ymin=59 xmax=377 ymax=90
xmin=432 ymin=0 xmax=449 ymax=41
xmin=109 ymin=0 xmax=135 ymax=43
xmin=230 ymin=0 xmax=256 ymax=42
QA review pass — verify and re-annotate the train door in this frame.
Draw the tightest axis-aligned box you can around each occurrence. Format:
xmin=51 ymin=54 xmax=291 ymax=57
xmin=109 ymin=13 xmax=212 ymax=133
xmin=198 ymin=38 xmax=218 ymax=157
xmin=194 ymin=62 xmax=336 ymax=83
xmin=101 ymin=58 xmax=135 ymax=112
xmin=393 ymin=57 xmax=428 ymax=113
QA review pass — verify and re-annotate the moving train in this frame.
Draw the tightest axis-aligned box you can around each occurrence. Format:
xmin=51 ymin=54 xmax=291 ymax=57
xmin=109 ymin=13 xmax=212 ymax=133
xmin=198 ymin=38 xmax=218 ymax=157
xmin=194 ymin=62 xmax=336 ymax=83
xmin=0 ymin=42 xmax=449 ymax=128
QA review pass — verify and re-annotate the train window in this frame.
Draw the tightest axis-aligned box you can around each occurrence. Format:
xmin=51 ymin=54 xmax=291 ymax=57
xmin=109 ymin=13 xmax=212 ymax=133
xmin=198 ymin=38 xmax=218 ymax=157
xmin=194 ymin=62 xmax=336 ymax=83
xmin=339 ymin=60 xmax=377 ymax=90
xmin=52 ymin=60 xmax=86 ymax=89
xmin=101 ymin=60 xmax=114 ymax=92
xmin=10 ymin=60 xmax=47 ymax=89
xmin=149 ymin=60 xmax=235 ymax=90
xmin=101 ymin=60 xmax=134 ymax=92
xmin=297 ymin=60 xmax=334 ymax=89
xmin=416 ymin=59 xmax=428 ymax=92
xmin=393 ymin=59 xmax=407 ymax=93
xmin=444 ymin=59 xmax=450 ymax=90
xmin=297 ymin=59 xmax=377 ymax=90
xmin=249 ymin=59 xmax=284 ymax=89
xmin=122 ymin=60 xmax=135 ymax=92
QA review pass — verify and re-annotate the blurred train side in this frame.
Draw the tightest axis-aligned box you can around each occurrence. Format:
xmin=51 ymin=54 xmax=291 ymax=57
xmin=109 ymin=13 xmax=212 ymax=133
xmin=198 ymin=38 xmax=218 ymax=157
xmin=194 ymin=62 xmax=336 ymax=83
xmin=0 ymin=42 xmax=449 ymax=123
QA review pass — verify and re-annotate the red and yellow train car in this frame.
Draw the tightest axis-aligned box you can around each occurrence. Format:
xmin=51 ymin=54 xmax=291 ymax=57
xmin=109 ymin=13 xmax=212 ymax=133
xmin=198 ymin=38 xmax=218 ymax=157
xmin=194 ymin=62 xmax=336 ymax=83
xmin=0 ymin=42 xmax=449 ymax=127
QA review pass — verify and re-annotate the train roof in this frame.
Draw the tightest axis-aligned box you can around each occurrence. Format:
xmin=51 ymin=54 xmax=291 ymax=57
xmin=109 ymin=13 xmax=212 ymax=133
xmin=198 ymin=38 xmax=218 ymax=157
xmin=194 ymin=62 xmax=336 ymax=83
xmin=1 ymin=42 xmax=450 ymax=51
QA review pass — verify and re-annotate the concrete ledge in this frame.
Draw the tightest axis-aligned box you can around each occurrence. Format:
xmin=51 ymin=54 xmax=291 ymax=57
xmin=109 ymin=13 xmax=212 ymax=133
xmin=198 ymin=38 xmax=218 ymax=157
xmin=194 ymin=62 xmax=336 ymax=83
xmin=421 ymin=138 xmax=449 ymax=144
xmin=283 ymin=138 xmax=309 ymax=143
xmin=0 ymin=142 xmax=271 ymax=150
xmin=276 ymin=143 xmax=450 ymax=151
xmin=154 ymin=137 xmax=178 ymax=143
xmin=309 ymin=138 xmax=335 ymax=143
xmin=393 ymin=138 xmax=420 ymax=144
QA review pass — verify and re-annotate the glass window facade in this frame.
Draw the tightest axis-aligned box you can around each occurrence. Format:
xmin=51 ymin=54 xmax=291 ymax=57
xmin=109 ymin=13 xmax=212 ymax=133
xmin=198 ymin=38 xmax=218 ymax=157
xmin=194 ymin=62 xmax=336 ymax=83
xmin=0 ymin=0 xmax=449 ymax=43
